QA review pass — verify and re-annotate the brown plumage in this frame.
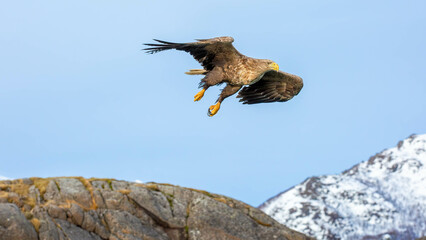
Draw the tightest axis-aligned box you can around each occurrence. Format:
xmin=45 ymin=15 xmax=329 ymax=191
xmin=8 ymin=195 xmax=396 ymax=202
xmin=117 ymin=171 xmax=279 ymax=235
xmin=144 ymin=36 xmax=303 ymax=116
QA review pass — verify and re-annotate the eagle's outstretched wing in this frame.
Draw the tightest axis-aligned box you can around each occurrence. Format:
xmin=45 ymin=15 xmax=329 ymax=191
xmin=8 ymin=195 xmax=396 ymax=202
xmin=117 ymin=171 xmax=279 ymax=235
xmin=237 ymin=71 xmax=303 ymax=104
xmin=143 ymin=36 xmax=242 ymax=71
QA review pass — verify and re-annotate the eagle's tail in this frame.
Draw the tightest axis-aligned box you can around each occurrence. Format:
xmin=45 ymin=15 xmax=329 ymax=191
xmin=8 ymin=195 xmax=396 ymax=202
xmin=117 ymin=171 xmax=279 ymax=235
xmin=185 ymin=69 xmax=207 ymax=75
xmin=143 ymin=39 xmax=185 ymax=54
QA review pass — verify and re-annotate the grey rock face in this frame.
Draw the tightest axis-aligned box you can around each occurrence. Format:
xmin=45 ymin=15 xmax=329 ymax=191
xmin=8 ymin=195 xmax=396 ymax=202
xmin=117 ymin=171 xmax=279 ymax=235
xmin=0 ymin=177 xmax=312 ymax=240
xmin=0 ymin=203 xmax=38 ymax=240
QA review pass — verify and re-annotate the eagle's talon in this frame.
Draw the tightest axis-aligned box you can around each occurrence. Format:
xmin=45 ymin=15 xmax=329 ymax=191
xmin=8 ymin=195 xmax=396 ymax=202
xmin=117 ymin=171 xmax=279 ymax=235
xmin=207 ymin=102 xmax=221 ymax=117
xmin=194 ymin=89 xmax=206 ymax=102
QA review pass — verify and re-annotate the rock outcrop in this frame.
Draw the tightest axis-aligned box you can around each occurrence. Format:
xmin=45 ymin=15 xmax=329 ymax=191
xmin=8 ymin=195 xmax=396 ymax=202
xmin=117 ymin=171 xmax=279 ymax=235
xmin=0 ymin=177 xmax=311 ymax=240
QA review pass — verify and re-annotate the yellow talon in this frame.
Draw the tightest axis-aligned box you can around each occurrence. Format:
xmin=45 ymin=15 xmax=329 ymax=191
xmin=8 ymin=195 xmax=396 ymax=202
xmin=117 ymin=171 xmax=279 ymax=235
xmin=208 ymin=102 xmax=221 ymax=117
xmin=194 ymin=89 xmax=205 ymax=102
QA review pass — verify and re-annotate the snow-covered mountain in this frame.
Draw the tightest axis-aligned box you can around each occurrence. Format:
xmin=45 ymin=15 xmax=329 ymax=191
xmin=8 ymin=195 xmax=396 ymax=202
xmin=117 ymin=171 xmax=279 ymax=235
xmin=259 ymin=134 xmax=426 ymax=240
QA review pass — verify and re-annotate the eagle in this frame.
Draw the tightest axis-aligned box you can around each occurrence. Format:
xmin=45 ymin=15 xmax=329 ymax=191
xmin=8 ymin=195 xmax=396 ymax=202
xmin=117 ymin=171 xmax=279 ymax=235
xmin=144 ymin=36 xmax=303 ymax=117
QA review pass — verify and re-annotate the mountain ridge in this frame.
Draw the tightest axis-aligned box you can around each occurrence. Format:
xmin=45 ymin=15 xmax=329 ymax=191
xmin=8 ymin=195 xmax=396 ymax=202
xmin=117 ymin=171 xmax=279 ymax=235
xmin=260 ymin=134 xmax=426 ymax=240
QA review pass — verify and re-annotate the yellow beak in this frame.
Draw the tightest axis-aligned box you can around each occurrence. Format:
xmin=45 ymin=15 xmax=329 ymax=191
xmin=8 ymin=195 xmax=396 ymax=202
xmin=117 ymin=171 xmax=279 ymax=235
xmin=271 ymin=63 xmax=279 ymax=72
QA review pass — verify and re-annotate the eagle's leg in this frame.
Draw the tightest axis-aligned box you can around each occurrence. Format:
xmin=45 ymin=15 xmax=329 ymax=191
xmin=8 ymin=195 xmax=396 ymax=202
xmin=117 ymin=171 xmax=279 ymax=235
xmin=195 ymin=69 xmax=223 ymax=102
xmin=208 ymin=84 xmax=242 ymax=117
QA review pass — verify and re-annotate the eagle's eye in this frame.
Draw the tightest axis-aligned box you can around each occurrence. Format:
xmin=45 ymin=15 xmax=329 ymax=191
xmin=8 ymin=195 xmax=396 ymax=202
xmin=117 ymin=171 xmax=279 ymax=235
xmin=269 ymin=62 xmax=279 ymax=72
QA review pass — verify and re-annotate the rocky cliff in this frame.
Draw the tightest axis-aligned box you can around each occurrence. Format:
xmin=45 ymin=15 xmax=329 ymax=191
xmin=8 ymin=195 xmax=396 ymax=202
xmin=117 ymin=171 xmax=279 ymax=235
xmin=0 ymin=177 xmax=311 ymax=240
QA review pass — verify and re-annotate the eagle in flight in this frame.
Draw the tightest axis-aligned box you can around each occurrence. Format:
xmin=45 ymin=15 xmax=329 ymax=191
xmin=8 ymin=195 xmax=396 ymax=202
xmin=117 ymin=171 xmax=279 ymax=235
xmin=144 ymin=36 xmax=303 ymax=117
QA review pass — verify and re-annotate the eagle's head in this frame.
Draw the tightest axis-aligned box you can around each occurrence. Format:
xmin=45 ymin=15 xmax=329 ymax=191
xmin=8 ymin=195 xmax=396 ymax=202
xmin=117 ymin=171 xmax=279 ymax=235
xmin=257 ymin=59 xmax=280 ymax=75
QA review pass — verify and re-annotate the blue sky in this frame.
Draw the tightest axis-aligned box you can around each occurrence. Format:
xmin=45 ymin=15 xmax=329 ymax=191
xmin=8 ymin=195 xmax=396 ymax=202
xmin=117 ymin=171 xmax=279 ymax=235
xmin=1 ymin=0 xmax=425 ymax=206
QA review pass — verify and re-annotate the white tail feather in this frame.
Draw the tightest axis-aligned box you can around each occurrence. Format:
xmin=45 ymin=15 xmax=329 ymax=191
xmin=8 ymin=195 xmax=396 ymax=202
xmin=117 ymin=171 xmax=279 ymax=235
xmin=185 ymin=69 xmax=207 ymax=75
